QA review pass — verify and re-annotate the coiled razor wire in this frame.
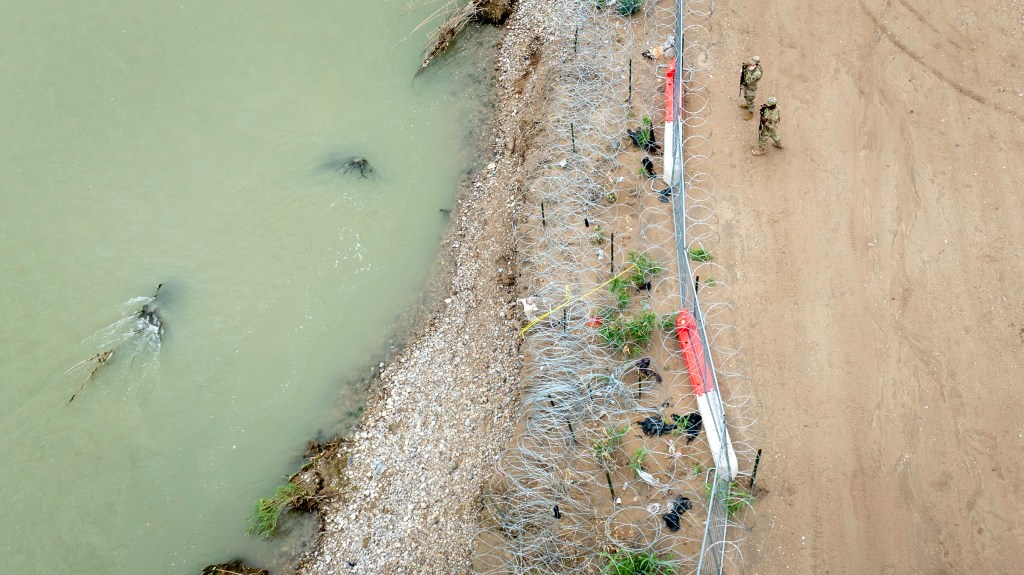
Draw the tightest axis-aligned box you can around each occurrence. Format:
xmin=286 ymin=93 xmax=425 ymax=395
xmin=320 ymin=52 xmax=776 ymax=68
xmin=474 ymin=1 xmax=758 ymax=573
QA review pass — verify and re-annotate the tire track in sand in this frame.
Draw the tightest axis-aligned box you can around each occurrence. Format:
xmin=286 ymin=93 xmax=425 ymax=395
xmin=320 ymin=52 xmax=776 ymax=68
xmin=857 ymin=0 xmax=1024 ymax=123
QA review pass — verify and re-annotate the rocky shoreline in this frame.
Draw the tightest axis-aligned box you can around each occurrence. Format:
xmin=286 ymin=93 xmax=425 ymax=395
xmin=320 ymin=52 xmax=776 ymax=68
xmin=294 ymin=1 xmax=570 ymax=573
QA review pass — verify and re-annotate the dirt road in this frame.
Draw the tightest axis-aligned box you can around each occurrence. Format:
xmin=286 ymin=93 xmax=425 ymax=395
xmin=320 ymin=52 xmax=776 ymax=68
xmin=705 ymin=1 xmax=1024 ymax=572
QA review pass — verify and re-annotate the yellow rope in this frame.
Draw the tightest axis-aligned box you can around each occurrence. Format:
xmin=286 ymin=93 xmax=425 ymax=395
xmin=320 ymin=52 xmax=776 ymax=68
xmin=519 ymin=264 xmax=638 ymax=338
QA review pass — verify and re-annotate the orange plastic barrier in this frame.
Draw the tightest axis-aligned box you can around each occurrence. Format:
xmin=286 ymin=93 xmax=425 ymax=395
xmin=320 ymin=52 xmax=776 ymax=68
xmin=675 ymin=309 xmax=714 ymax=396
xmin=664 ymin=58 xmax=686 ymax=122
xmin=665 ymin=58 xmax=676 ymax=122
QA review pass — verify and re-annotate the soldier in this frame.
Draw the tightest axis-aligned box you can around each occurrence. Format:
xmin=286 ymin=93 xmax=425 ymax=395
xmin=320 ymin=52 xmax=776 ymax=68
xmin=739 ymin=55 xmax=762 ymax=120
xmin=752 ymin=96 xmax=783 ymax=156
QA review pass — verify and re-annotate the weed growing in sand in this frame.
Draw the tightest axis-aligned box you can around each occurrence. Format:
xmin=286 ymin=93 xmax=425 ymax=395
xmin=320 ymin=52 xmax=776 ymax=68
xmin=597 ymin=310 xmax=657 ymax=355
xmin=629 ymin=447 xmax=652 ymax=478
xmin=247 ymin=482 xmax=306 ymax=539
xmin=660 ymin=313 xmax=677 ymax=332
xmin=671 ymin=414 xmax=696 ymax=439
xmin=687 ymin=247 xmax=713 ymax=262
xmin=593 ymin=424 xmax=630 ymax=467
xmin=591 ymin=226 xmax=607 ymax=245
xmin=600 ymin=548 xmax=675 ymax=575
xmin=724 ymin=483 xmax=757 ymax=517
xmin=608 ymin=277 xmax=631 ymax=308
xmin=627 ymin=251 xmax=664 ymax=289
xmin=631 ymin=116 xmax=655 ymax=149
xmin=625 ymin=310 xmax=657 ymax=348
xmin=704 ymin=480 xmax=756 ymax=518
xmin=617 ymin=0 xmax=645 ymax=16
xmin=597 ymin=316 xmax=627 ymax=350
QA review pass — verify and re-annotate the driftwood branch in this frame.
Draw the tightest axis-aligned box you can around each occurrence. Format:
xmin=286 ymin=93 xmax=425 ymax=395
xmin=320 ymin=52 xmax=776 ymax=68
xmin=419 ymin=0 xmax=514 ymax=70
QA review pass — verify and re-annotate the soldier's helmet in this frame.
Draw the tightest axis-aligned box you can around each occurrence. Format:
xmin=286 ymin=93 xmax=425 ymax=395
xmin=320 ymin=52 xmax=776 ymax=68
xmin=751 ymin=55 xmax=760 ymax=63
xmin=767 ymin=96 xmax=777 ymax=106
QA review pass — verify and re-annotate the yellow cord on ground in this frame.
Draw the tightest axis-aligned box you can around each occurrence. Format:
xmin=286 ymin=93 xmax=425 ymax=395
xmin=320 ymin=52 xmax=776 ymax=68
xmin=519 ymin=264 xmax=638 ymax=338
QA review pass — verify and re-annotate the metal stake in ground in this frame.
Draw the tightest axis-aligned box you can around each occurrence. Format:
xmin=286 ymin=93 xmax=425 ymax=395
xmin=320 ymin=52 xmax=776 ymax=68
xmin=749 ymin=448 xmax=763 ymax=490
xmin=610 ymin=232 xmax=615 ymax=274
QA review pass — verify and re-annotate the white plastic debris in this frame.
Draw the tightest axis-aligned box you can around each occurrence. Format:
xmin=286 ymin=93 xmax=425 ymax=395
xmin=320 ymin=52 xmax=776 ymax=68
xmin=518 ymin=297 xmax=541 ymax=321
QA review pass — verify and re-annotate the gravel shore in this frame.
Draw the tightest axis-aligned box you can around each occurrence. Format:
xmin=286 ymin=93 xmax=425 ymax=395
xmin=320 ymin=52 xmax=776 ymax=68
xmin=296 ymin=1 xmax=572 ymax=573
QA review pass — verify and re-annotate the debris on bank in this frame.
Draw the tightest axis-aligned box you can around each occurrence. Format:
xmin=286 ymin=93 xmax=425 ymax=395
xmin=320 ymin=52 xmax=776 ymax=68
xmin=420 ymin=0 xmax=517 ymax=69
xmin=246 ymin=437 xmax=353 ymax=540
xmin=201 ymin=560 xmax=267 ymax=575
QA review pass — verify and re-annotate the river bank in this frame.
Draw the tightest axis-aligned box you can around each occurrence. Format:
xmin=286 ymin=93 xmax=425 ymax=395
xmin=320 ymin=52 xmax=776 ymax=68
xmin=295 ymin=1 xmax=568 ymax=572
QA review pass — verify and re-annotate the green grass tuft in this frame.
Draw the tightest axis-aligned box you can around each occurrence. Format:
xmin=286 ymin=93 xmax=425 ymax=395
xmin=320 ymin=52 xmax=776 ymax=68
xmin=608 ymin=276 xmax=631 ymax=308
xmin=627 ymin=251 xmax=665 ymax=289
xmin=705 ymin=480 xmax=757 ymax=518
xmin=597 ymin=310 xmax=657 ymax=355
xmin=601 ymin=548 xmax=674 ymax=575
xmin=687 ymin=247 xmax=713 ymax=262
xmin=593 ymin=424 xmax=630 ymax=468
xmin=597 ymin=316 xmax=627 ymax=350
xmin=247 ymin=482 xmax=306 ymax=539
xmin=633 ymin=120 xmax=655 ymax=149
xmin=660 ymin=313 xmax=677 ymax=332
xmin=629 ymin=447 xmax=651 ymax=478
xmin=625 ymin=310 xmax=657 ymax=349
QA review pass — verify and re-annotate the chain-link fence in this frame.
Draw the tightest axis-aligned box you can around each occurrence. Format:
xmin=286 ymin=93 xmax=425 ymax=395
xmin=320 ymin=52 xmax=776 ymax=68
xmin=666 ymin=2 xmax=745 ymax=573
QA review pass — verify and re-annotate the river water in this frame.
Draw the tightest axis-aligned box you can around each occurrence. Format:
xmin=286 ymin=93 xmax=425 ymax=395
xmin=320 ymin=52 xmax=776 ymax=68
xmin=0 ymin=2 xmax=493 ymax=573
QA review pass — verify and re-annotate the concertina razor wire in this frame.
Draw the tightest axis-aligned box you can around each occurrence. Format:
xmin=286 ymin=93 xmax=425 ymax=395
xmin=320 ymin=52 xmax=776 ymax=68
xmin=474 ymin=1 xmax=760 ymax=573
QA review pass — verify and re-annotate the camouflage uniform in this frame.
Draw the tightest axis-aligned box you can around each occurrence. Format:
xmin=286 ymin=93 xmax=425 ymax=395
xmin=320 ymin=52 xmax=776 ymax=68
xmin=741 ymin=64 xmax=762 ymax=113
xmin=756 ymin=104 xmax=782 ymax=152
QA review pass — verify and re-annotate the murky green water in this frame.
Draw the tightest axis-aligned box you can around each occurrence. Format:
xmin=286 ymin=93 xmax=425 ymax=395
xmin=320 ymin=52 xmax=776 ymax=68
xmin=0 ymin=2 xmax=493 ymax=573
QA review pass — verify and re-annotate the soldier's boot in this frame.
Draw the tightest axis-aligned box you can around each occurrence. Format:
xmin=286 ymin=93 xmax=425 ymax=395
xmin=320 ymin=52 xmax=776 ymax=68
xmin=751 ymin=147 xmax=766 ymax=156
xmin=739 ymin=101 xmax=749 ymax=109
xmin=772 ymin=139 xmax=784 ymax=149
xmin=744 ymin=110 xmax=754 ymax=120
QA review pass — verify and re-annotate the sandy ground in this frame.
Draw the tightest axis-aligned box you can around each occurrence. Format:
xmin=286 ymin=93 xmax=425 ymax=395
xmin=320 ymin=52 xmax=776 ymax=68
xmin=704 ymin=1 xmax=1024 ymax=572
